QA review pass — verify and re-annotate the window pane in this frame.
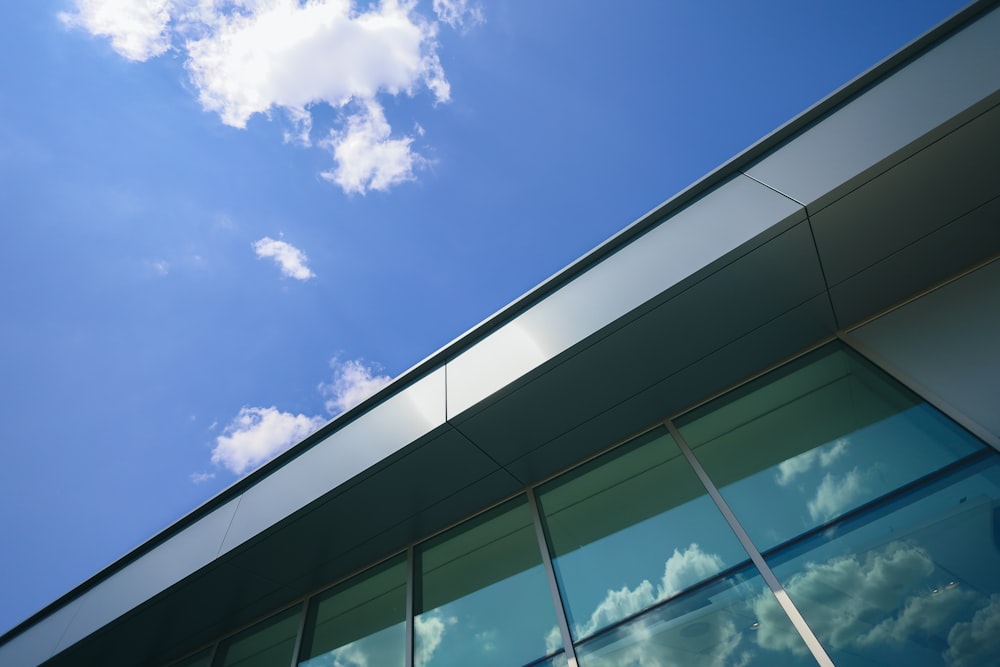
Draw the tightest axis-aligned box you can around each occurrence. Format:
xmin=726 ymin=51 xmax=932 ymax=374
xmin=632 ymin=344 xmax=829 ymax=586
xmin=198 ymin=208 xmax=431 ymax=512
xmin=764 ymin=454 xmax=1000 ymax=665
xmin=215 ymin=607 xmax=300 ymax=667
xmin=298 ymin=554 xmax=406 ymax=667
xmin=414 ymin=496 xmax=561 ymax=666
xmin=574 ymin=566 xmax=816 ymax=667
xmin=537 ymin=427 xmax=748 ymax=641
xmin=675 ymin=344 xmax=984 ymax=552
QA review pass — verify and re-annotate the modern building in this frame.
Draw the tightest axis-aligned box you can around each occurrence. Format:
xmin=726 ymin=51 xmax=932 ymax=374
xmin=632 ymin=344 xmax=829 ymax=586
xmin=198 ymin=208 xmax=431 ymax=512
xmin=4 ymin=1 xmax=1000 ymax=665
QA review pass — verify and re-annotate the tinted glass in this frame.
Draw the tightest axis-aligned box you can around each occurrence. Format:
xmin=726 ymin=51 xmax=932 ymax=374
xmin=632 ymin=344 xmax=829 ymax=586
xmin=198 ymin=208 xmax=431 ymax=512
xmin=763 ymin=454 xmax=1000 ymax=666
xmin=676 ymin=345 xmax=984 ymax=552
xmin=537 ymin=427 xmax=747 ymax=641
xmin=214 ymin=607 xmax=300 ymax=667
xmin=299 ymin=555 xmax=406 ymax=667
xmin=573 ymin=566 xmax=816 ymax=667
xmin=414 ymin=496 xmax=561 ymax=666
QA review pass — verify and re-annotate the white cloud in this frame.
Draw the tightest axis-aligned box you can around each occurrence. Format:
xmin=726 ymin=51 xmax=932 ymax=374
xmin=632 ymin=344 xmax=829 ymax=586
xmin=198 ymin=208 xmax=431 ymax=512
xmin=433 ymin=0 xmax=483 ymax=30
xmin=574 ymin=543 xmax=725 ymax=639
xmin=775 ymin=438 xmax=850 ymax=486
xmin=320 ymin=101 xmax=423 ymax=194
xmin=211 ymin=405 xmax=323 ymax=474
xmin=945 ymin=595 xmax=1000 ymax=667
xmin=753 ymin=541 xmax=937 ymax=655
xmin=414 ymin=612 xmax=451 ymax=666
xmin=59 ymin=0 xmax=174 ymax=61
xmin=60 ymin=0 xmax=462 ymax=193
xmin=145 ymin=258 xmax=170 ymax=275
xmin=660 ymin=542 xmax=725 ymax=598
xmin=806 ymin=467 xmax=867 ymax=522
xmin=253 ymin=236 xmax=316 ymax=280
xmin=189 ymin=470 xmax=216 ymax=483
xmin=320 ymin=357 xmax=393 ymax=415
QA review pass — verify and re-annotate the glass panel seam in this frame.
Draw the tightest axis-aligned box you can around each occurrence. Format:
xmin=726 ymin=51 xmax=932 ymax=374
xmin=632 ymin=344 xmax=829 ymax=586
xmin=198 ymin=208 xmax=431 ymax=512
xmin=838 ymin=331 xmax=1000 ymax=452
xmin=405 ymin=545 xmax=414 ymax=667
xmin=288 ymin=600 xmax=308 ymax=667
xmin=526 ymin=487 xmax=579 ymax=667
xmin=665 ymin=420 xmax=836 ymax=667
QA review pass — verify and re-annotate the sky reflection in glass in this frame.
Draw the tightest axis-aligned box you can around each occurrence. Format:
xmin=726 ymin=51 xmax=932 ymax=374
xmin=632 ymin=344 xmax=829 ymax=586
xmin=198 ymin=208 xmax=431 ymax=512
xmin=764 ymin=455 xmax=1000 ymax=666
xmin=574 ymin=565 xmax=816 ymax=667
xmin=414 ymin=496 xmax=560 ymax=667
xmin=676 ymin=345 xmax=984 ymax=552
xmin=298 ymin=555 xmax=406 ymax=667
xmin=537 ymin=427 xmax=747 ymax=641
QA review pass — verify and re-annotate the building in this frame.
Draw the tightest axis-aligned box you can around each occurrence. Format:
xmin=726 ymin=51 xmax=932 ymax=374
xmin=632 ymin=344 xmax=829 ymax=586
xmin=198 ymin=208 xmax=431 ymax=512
xmin=3 ymin=1 xmax=1000 ymax=665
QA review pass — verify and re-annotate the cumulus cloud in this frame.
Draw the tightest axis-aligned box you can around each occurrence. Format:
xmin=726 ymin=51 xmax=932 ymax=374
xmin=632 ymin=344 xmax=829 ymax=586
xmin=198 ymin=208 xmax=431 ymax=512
xmin=752 ymin=540 xmax=978 ymax=658
xmin=320 ymin=101 xmax=422 ymax=194
xmin=253 ymin=236 xmax=316 ymax=280
xmin=203 ymin=357 xmax=392 ymax=478
xmin=320 ymin=357 xmax=393 ymax=415
xmin=580 ymin=612 xmax=747 ymax=667
xmin=59 ymin=0 xmax=468 ymax=193
xmin=59 ymin=0 xmax=173 ymax=61
xmin=189 ymin=470 xmax=216 ymax=483
xmin=211 ymin=406 xmax=323 ymax=475
xmin=574 ymin=543 xmax=725 ymax=639
xmin=414 ymin=612 xmax=453 ymax=666
xmin=945 ymin=595 xmax=1000 ymax=667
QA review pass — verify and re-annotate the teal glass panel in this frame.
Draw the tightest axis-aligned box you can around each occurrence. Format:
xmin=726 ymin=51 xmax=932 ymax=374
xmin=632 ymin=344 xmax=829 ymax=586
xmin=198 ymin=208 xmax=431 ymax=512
xmin=536 ymin=427 xmax=747 ymax=641
xmin=414 ymin=496 xmax=561 ymax=667
xmin=574 ymin=566 xmax=816 ymax=667
xmin=763 ymin=454 xmax=1000 ymax=666
xmin=298 ymin=554 xmax=406 ymax=667
xmin=214 ymin=606 xmax=300 ymax=667
xmin=675 ymin=344 xmax=984 ymax=552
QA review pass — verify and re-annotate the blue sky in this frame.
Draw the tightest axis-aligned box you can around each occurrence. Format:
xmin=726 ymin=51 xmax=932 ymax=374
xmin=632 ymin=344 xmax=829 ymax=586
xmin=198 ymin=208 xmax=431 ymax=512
xmin=0 ymin=0 xmax=969 ymax=637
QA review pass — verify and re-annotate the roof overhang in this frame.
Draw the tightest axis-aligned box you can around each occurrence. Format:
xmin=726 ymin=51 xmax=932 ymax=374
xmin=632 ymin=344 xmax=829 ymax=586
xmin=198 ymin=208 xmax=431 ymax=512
xmin=4 ymin=2 xmax=1000 ymax=664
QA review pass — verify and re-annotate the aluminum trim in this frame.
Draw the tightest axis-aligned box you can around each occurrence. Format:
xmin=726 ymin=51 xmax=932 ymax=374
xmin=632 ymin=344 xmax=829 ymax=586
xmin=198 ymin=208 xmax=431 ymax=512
xmin=666 ymin=422 xmax=835 ymax=667
xmin=526 ymin=488 xmax=579 ymax=667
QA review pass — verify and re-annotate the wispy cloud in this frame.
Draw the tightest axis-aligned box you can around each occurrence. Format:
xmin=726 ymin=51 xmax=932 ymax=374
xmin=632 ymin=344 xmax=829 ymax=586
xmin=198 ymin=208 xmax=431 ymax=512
xmin=320 ymin=357 xmax=393 ymax=415
xmin=59 ymin=0 xmax=473 ymax=194
xmin=775 ymin=437 xmax=850 ymax=486
xmin=253 ymin=236 xmax=316 ymax=280
xmin=211 ymin=406 xmax=324 ymax=475
xmin=189 ymin=471 xmax=216 ymax=484
xmin=433 ymin=0 xmax=484 ymax=30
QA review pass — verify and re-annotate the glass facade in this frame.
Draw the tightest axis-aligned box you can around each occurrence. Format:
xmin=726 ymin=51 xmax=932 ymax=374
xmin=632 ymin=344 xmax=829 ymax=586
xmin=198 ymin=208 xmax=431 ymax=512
xmin=171 ymin=343 xmax=1000 ymax=667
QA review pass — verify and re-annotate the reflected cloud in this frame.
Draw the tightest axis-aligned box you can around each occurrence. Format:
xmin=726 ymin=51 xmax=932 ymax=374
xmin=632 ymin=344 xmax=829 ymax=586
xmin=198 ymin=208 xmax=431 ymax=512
xmin=754 ymin=541 xmax=935 ymax=654
xmin=579 ymin=613 xmax=750 ymax=667
xmin=574 ymin=543 xmax=724 ymax=638
xmin=945 ymin=594 xmax=1000 ymax=667
xmin=775 ymin=438 xmax=849 ymax=487
xmin=806 ymin=467 xmax=868 ymax=522
xmin=753 ymin=540 xmax=998 ymax=665
xmin=414 ymin=611 xmax=455 ymax=666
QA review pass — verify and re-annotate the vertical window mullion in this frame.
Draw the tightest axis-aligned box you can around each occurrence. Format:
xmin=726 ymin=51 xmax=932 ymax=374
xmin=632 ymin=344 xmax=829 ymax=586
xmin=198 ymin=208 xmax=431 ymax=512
xmin=665 ymin=420 xmax=835 ymax=667
xmin=287 ymin=600 xmax=309 ymax=667
xmin=527 ymin=487 xmax=579 ymax=667
xmin=405 ymin=545 xmax=415 ymax=667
